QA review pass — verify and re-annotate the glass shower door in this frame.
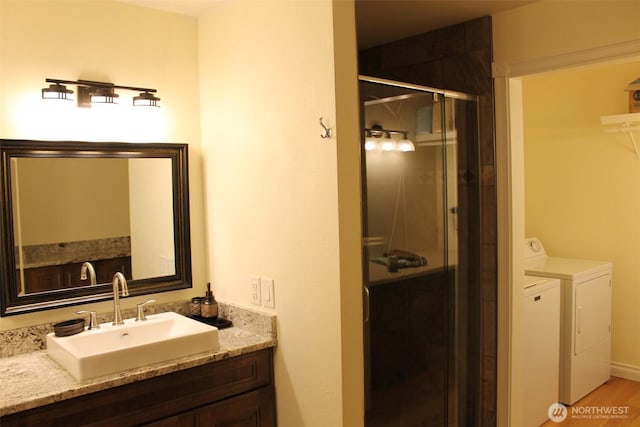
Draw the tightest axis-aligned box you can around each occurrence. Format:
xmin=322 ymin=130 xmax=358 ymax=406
xmin=360 ymin=76 xmax=480 ymax=427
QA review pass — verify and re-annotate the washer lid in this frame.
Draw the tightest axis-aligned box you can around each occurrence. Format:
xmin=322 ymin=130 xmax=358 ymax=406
xmin=524 ymin=275 xmax=559 ymax=289
xmin=524 ymin=275 xmax=560 ymax=294
xmin=524 ymin=256 xmax=611 ymax=281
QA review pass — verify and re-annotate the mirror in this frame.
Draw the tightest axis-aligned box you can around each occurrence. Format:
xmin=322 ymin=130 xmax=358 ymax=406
xmin=1 ymin=140 xmax=192 ymax=316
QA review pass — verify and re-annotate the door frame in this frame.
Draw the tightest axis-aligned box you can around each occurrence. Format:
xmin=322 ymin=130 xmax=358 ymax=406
xmin=493 ymin=38 xmax=640 ymax=427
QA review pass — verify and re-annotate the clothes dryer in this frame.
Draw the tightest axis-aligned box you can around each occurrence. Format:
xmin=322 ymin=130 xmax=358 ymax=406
xmin=524 ymin=238 xmax=611 ymax=405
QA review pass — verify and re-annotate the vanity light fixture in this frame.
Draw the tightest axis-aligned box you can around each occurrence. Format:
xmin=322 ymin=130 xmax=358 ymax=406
xmin=41 ymin=83 xmax=74 ymax=101
xmin=42 ymin=78 xmax=160 ymax=108
xmin=133 ymin=91 xmax=160 ymax=107
xmin=364 ymin=125 xmax=415 ymax=152
xmin=88 ymin=86 xmax=119 ymax=105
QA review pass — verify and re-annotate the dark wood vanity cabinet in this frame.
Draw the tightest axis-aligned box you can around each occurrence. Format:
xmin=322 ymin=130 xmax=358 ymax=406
xmin=1 ymin=349 xmax=276 ymax=427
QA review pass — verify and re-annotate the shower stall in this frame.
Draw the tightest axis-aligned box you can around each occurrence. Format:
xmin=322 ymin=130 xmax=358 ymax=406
xmin=360 ymin=76 xmax=482 ymax=426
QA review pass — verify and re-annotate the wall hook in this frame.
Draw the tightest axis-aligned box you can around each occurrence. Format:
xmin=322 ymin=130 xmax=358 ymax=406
xmin=319 ymin=117 xmax=333 ymax=139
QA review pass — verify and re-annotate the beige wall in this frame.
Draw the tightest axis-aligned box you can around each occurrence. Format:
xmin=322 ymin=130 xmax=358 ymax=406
xmin=198 ymin=1 xmax=362 ymax=425
xmin=523 ymin=60 xmax=640 ymax=371
xmin=493 ymin=0 xmax=640 ymax=65
xmin=0 ymin=0 xmax=205 ymax=330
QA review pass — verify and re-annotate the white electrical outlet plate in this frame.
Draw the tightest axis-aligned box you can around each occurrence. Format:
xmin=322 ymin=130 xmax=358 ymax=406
xmin=261 ymin=277 xmax=275 ymax=308
xmin=249 ymin=275 xmax=261 ymax=305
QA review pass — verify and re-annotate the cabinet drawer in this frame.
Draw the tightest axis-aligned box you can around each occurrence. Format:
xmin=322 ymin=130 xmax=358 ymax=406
xmin=195 ymin=386 xmax=276 ymax=427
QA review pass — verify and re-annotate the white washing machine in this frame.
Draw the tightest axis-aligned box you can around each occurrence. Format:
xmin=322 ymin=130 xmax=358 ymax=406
xmin=523 ymin=275 xmax=560 ymax=427
xmin=524 ymin=238 xmax=612 ymax=405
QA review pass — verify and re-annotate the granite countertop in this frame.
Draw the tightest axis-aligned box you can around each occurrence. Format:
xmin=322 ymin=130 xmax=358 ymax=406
xmin=0 ymin=303 xmax=277 ymax=417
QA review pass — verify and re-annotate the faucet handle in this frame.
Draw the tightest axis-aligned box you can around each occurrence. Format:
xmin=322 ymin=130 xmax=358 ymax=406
xmin=135 ymin=299 xmax=156 ymax=322
xmin=76 ymin=310 xmax=100 ymax=330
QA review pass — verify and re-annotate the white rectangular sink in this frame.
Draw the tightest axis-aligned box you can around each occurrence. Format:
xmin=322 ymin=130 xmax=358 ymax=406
xmin=47 ymin=311 xmax=219 ymax=380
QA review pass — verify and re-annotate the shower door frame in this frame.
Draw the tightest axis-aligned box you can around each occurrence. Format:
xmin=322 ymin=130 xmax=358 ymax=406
xmin=359 ymin=75 xmax=480 ymax=426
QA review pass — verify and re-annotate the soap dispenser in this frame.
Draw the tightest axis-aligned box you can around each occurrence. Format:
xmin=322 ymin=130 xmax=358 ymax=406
xmin=201 ymin=282 xmax=218 ymax=320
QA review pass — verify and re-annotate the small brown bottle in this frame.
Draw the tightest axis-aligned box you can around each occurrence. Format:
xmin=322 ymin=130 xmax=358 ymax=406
xmin=190 ymin=297 xmax=203 ymax=316
xmin=201 ymin=282 xmax=218 ymax=320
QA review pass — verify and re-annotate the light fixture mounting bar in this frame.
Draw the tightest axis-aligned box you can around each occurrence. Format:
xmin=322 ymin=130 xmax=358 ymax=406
xmin=45 ymin=78 xmax=157 ymax=93
xmin=364 ymin=127 xmax=407 ymax=135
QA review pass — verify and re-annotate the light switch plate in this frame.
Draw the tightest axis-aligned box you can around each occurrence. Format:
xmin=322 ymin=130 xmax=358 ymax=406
xmin=249 ymin=275 xmax=261 ymax=305
xmin=260 ymin=277 xmax=275 ymax=308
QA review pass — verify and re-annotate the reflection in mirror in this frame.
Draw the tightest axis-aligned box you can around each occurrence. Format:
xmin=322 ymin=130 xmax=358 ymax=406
xmin=1 ymin=140 xmax=191 ymax=316
xmin=11 ymin=157 xmax=175 ymax=295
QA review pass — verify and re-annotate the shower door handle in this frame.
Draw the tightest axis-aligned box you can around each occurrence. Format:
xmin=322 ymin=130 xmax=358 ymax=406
xmin=363 ymin=286 xmax=370 ymax=323
xmin=450 ymin=206 xmax=458 ymax=230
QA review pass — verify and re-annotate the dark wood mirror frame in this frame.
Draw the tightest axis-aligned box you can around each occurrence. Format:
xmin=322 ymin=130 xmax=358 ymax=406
xmin=0 ymin=140 xmax=192 ymax=316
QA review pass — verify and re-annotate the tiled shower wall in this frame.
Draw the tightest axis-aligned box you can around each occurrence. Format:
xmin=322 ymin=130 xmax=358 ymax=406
xmin=358 ymin=16 xmax=497 ymax=425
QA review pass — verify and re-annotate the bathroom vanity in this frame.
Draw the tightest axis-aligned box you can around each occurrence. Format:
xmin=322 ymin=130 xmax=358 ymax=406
xmin=0 ymin=304 xmax=277 ymax=426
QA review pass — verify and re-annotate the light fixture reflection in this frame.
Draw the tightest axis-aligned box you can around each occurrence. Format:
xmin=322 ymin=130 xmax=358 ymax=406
xmin=397 ymin=132 xmax=416 ymax=152
xmin=380 ymin=132 xmax=396 ymax=151
xmin=364 ymin=130 xmax=378 ymax=151
xmin=364 ymin=125 xmax=414 ymax=152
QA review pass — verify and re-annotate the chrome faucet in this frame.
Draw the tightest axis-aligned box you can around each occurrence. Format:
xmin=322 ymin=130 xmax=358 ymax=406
xmin=112 ymin=272 xmax=129 ymax=325
xmin=80 ymin=262 xmax=97 ymax=285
